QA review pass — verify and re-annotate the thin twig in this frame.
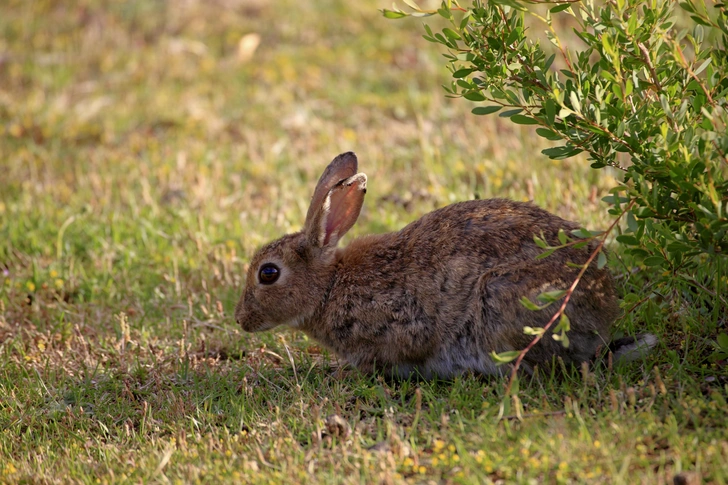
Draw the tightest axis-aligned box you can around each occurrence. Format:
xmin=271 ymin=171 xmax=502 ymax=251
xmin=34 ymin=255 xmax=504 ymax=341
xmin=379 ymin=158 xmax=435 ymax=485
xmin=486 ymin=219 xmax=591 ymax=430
xmin=679 ymin=274 xmax=728 ymax=308
xmin=637 ymin=42 xmax=662 ymax=92
xmin=622 ymin=294 xmax=652 ymax=316
xmin=504 ymin=200 xmax=636 ymax=396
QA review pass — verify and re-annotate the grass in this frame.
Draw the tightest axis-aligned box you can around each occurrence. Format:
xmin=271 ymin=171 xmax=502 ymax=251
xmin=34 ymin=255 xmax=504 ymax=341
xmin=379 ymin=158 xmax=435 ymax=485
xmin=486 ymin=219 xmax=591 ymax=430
xmin=0 ymin=0 xmax=726 ymax=483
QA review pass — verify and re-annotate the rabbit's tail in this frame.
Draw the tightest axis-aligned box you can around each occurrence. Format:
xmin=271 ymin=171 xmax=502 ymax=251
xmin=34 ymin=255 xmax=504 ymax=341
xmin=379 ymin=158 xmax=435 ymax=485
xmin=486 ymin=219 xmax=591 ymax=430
xmin=607 ymin=334 xmax=658 ymax=364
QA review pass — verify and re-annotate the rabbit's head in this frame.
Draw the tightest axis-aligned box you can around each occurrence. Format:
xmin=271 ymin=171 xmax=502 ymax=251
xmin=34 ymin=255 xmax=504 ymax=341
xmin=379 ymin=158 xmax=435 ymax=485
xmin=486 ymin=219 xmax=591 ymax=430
xmin=235 ymin=152 xmax=367 ymax=332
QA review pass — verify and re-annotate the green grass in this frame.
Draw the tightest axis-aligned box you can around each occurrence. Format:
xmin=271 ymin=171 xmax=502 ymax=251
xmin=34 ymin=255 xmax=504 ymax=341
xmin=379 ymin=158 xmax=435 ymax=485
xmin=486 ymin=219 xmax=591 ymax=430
xmin=1 ymin=0 xmax=726 ymax=483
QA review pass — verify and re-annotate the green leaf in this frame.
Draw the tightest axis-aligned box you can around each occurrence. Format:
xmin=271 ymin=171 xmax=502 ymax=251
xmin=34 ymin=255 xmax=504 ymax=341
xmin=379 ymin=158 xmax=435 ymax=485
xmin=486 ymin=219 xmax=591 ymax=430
xmin=602 ymin=195 xmax=630 ymax=204
xmin=627 ymin=11 xmax=638 ymax=35
xmin=569 ymin=91 xmax=582 ymax=113
xmin=520 ymin=296 xmax=546 ymax=311
xmin=452 ymin=68 xmax=473 ymax=78
xmin=498 ymin=395 xmax=511 ymax=419
xmin=667 ymin=241 xmax=691 ymax=253
xmin=597 ymin=251 xmax=608 ymax=269
xmin=381 ymin=9 xmax=408 ymax=19
xmin=536 ymin=128 xmax=561 ymax=140
xmin=535 ymin=248 xmax=556 ymax=259
xmin=544 ymin=99 xmax=556 ymax=124
xmin=541 ymin=147 xmax=568 ymax=158
xmin=690 ymin=15 xmax=711 ymax=26
xmin=523 ymin=326 xmax=546 ymax=336
xmin=622 ymin=293 xmax=640 ymax=306
xmin=491 ymin=350 xmax=521 ymax=364
xmin=550 ymin=3 xmax=571 ymax=13
xmin=627 ymin=248 xmax=649 ymax=259
xmin=544 ymin=54 xmax=556 ymax=71
xmin=552 ymin=331 xmax=570 ymax=347
xmin=709 ymin=351 xmax=728 ymax=363
xmin=471 ymin=106 xmax=502 ymax=115
xmin=510 ymin=115 xmax=538 ymax=125
xmin=624 ymin=78 xmax=633 ymax=97
xmin=557 ymin=228 xmax=568 ymax=245
xmin=643 ymin=256 xmax=665 ymax=267
xmin=533 ymin=235 xmax=548 ymax=248
xmin=634 ymin=207 xmax=655 ymax=218
xmin=626 ymin=211 xmax=638 ymax=232
xmin=510 ymin=376 xmax=520 ymax=395
xmin=443 ymin=28 xmax=462 ymax=41
xmin=694 ymin=58 xmax=712 ymax=76
xmin=459 ymin=13 xmax=471 ymax=30
xmin=499 ymin=108 xmax=523 ymax=118
xmin=717 ymin=333 xmax=728 ymax=350
xmin=505 ymin=28 xmax=522 ymax=46
xmin=554 ymin=312 xmax=571 ymax=333
xmin=616 ymin=235 xmax=640 ymax=245
xmin=571 ymin=228 xmax=592 ymax=239
xmin=558 ymin=107 xmax=574 ymax=119
xmin=463 ymin=91 xmax=486 ymax=101
xmin=679 ymin=1 xmax=696 ymax=13
xmin=537 ymin=289 xmax=567 ymax=303
xmin=542 ymin=146 xmax=581 ymax=160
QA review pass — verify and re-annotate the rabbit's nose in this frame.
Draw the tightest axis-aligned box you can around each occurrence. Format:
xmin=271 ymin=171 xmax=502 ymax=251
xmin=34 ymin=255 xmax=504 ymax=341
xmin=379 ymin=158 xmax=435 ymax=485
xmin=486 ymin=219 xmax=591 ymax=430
xmin=233 ymin=302 xmax=245 ymax=326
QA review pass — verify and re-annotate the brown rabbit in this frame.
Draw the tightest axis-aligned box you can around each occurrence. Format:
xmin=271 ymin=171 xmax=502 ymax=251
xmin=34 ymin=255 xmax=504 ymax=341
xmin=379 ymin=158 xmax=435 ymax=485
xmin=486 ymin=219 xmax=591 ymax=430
xmin=236 ymin=152 xmax=652 ymax=379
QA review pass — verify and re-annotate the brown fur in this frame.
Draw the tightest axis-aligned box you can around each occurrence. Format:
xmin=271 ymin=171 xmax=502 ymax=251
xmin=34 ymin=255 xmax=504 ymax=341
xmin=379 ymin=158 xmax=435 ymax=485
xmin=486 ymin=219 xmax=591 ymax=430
xmin=235 ymin=152 xmax=620 ymax=379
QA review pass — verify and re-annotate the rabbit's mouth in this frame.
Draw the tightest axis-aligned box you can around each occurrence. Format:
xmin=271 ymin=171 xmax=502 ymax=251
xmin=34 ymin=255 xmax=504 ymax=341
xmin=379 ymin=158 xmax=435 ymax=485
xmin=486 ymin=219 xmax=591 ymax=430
xmin=236 ymin=312 xmax=269 ymax=333
xmin=236 ymin=306 xmax=308 ymax=333
xmin=234 ymin=295 xmax=289 ymax=332
xmin=234 ymin=295 xmax=262 ymax=332
xmin=235 ymin=302 xmax=263 ymax=332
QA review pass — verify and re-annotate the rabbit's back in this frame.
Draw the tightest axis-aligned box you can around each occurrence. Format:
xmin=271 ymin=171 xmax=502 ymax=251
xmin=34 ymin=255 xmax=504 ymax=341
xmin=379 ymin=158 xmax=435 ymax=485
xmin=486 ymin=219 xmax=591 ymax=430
xmin=401 ymin=198 xmax=580 ymax=268
xmin=305 ymin=199 xmax=619 ymax=378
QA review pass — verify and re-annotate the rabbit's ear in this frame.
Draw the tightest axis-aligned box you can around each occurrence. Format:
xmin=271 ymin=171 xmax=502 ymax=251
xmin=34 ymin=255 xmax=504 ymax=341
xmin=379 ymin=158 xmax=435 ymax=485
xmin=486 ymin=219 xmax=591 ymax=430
xmin=305 ymin=172 xmax=367 ymax=249
xmin=305 ymin=152 xmax=359 ymax=226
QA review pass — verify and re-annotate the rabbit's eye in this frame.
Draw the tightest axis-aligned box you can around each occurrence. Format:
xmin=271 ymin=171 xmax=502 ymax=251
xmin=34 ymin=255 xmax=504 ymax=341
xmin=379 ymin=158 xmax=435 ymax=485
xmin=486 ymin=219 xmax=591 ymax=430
xmin=258 ymin=263 xmax=280 ymax=285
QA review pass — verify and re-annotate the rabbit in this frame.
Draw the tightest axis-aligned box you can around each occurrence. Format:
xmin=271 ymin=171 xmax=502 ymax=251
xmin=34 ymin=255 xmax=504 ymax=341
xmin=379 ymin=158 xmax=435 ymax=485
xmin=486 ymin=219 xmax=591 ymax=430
xmin=235 ymin=152 xmax=653 ymax=379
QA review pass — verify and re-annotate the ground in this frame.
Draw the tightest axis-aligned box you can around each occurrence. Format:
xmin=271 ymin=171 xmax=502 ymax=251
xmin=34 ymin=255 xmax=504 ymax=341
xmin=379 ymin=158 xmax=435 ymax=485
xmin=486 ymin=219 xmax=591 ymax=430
xmin=0 ymin=0 xmax=726 ymax=483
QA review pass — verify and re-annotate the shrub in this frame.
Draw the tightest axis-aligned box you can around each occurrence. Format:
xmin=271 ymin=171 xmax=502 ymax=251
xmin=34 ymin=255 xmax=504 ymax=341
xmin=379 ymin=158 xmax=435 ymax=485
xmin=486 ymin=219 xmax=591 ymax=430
xmin=385 ymin=0 xmax=728 ymax=381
